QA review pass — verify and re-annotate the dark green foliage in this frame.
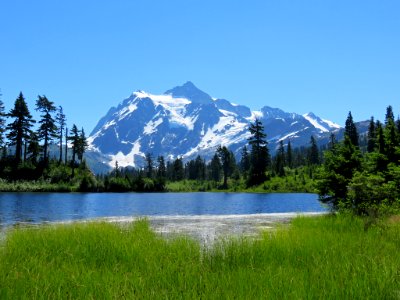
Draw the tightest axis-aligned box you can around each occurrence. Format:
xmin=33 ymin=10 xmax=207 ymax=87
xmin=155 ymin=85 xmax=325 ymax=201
xmin=274 ymin=140 xmax=285 ymax=176
xmin=157 ymin=155 xmax=166 ymax=178
xmin=309 ymin=136 xmax=320 ymax=165
xmin=318 ymin=106 xmax=400 ymax=214
xmin=367 ymin=116 xmax=376 ymax=152
xmin=240 ymin=145 xmax=250 ymax=175
xmin=145 ymin=153 xmax=154 ymax=178
xmin=56 ymin=106 xmax=66 ymax=163
xmin=344 ymin=111 xmax=359 ymax=146
xmin=0 ymin=93 xmax=6 ymax=148
xmin=247 ymin=119 xmax=270 ymax=186
xmin=286 ymin=140 xmax=293 ymax=168
xmin=36 ymin=95 xmax=57 ymax=163
xmin=317 ymin=136 xmax=362 ymax=207
xmin=6 ymin=93 xmax=35 ymax=164
xmin=217 ymin=145 xmax=236 ymax=188
xmin=209 ymin=153 xmax=221 ymax=182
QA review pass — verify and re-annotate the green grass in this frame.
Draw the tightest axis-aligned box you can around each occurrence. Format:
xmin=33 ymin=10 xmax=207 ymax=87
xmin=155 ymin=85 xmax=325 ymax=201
xmin=1 ymin=215 xmax=400 ymax=298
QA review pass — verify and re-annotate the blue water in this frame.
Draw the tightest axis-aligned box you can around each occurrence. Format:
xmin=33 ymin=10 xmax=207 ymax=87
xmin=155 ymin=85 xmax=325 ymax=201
xmin=0 ymin=192 xmax=327 ymax=226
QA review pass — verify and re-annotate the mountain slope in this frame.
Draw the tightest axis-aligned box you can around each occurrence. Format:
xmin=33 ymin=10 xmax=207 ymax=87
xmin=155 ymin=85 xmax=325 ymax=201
xmin=87 ymin=82 xmax=342 ymax=170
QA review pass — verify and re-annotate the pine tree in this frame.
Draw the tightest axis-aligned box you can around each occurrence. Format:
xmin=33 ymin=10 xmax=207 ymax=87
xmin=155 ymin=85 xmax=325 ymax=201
xmin=286 ymin=140 xmax=293 ymax=168
xmin=210 ymin=153 xmax=222 ymax=182
xmin=328 ymin=133 xmax=336 ymax=150
xmin=157 ymin=156 xmax=166 ymax=178
xmin=217 ymin=145 xmax=236 ymax=188
xmin=6 ymin=93 xmax=35 ymax=164
xmin=56 ymin=106 xmax=66 ymax=164
xmin=0 ymin=90 xmax=6 ymax=148
xmin=26 ymin=132 xmax=40 ymax=164
xmin=145 ymin=153 xmax=154 ymax=178
xmin=248 ymin=119 xmax=270 ymax=186
xmin=345 ymin=111 xmax=359 ymax=146
xmin=69 ymin=124 xmax=80 ymax=163
xmin=367 ymin=116 xmax=376 ymax=153
xmin=36 ymin=95 xmax=57 ymax=163
xmin=376 ymin=121 xmax=386 ymax=155
xmin=77 ymin=128 xmax=87 ymax=163
xmin=309 ymin=136 xmax=320 ymax=165
xmin=172 ymin=157 xmax=184 ymax=181
xmin=385 ymin=105 xmax=394 ymax=125
xmin=275 ymin=140 xmax=285 ymax=176
xmin=240 ymin=145 xmax=250 ymax=174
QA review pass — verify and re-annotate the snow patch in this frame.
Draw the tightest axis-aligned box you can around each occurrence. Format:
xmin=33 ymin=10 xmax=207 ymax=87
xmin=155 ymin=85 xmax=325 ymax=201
xmin=303 ymin=113 xmax=329 ymax=133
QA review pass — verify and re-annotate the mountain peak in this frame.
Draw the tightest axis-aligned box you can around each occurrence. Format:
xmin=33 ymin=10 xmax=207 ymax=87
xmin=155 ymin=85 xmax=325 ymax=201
xmin=164 ymin=82 xmax=213 ymax=105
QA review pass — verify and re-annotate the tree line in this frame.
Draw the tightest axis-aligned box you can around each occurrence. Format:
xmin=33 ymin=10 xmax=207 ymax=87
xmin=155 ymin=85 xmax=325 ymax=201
xmin=106 ymin=118 xmax=323 ymax=192
xmin=0 ymin=92 xmax=88 ymax=180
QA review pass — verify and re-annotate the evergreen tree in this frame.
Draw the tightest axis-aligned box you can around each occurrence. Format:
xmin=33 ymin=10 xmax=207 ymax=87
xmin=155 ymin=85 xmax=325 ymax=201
xmin=145 ymin=153 xmax=154 ymax=178
xmin=65 ymin=127 xmax=68 ymax=164
xmin=345 ymin=111 xmax=359 ymax=146
xmin=36 ymin=95 xmax=57 ymax=163
xmin=217 ymin=145 xmax=236 ymax=188
xmin=309 ymin=136 xmax=320 ymax=165
xmin=194 ymin=155 xmax=206 ymax=180
xmin=275 ymin=140 xmax=285 ymax=176
xmin=26 ymin=132 xmax=40 ymax=164
xmin=240 ymin=145 xmax=250 ymax=174
xmin=248 ymin=119 xmax=270 ymax=186
xmin=0 ymin=90 xmax=6 ymax=148
xmin=286 ymin=140 xmax=293 ymax=168
xmin=318 ymin=135 xmax=362 ymax=207
xmin=69 ymin=124 xmax=80 ymax=165
xmin=367 ymin=116 xmax=376 ymax=153
xmin=77 ymin=128 xmax=87 ymax=163
xmin=56 ymin=106 xmax=66 ymax=164
xmin=385 ymin=105 xmax=394 ymax=125
xmin=328 ymin=133 xmax=336 ymax=150
xmin=157 ymin=156 xmax=166 ymax=178
xmin=172 ymin=157 xmax=184 ymax=181
xmin=376 ymin=121 xmax=386 ymax=154
xmin=6 ymin=93 xmax=35 ymax=164
xmin=210 ymin=153 xmax=222 ymax=182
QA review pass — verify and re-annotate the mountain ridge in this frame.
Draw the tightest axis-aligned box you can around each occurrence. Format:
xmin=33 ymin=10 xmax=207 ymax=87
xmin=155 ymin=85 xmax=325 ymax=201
xmin=87 ymin=82 xmax=343 ymax=170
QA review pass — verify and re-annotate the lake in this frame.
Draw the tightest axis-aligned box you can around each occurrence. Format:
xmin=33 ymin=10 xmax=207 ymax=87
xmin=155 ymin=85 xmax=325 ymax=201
xmin=0 ymin=192 xmax=327 ymax=227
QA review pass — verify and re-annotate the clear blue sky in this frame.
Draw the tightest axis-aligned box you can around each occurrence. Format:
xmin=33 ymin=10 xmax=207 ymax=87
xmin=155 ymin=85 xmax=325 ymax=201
xmin=1 ymin=0 xmax=399 ymax=133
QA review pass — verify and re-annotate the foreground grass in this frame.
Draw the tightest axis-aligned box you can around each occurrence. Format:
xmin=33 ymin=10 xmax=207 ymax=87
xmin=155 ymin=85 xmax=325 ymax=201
xmin=1 ymin=215 xmax=400 ymax=299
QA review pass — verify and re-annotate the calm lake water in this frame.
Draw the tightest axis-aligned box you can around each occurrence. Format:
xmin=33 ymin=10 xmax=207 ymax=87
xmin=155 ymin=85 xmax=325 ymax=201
xmin=0 ymin=192 xmax=327 ymax=227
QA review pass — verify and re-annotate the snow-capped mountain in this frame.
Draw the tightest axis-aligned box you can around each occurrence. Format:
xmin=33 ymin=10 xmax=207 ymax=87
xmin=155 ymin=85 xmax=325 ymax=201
xmin=87 ymin=82 xmax=341 ymax=170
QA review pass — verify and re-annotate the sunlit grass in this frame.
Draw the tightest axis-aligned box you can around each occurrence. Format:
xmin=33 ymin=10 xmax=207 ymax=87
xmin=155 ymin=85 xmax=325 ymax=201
xmin=1 ymin=215 xmax=399 ymax=298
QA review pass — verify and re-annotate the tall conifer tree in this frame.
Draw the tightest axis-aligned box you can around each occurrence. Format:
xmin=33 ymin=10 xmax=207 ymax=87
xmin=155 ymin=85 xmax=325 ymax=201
xmin=6 ymin=93 xmax=35 ymax=164
xmin=345 ymin=111 xmax=359 ymax=146
xmin=248 ymin=119 xmax=269 ymax=185
xmin=36 ymin=95 xmax=57 ymax=163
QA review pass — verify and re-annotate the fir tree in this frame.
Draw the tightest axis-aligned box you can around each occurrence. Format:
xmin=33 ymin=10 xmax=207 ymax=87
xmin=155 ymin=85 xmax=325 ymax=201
xmin=385 ymin=105 xmax=394 ymax=125
xmin=157 ymin=156 xmax=166 ymax=178
xmin=210 ymin=153 xmax=221 ymax=182
xmin=0 ymin=90 xmax=6 ymax=148
xmin=286 ymin=140 xmax=293 ymax=168
xmin=367 ymin=116 xmax=376 ymax=153
xmin=248 ymin=119 xmax=270 ymax=186
xmin=145 ymin=153 xmax=154 ymax=178
xmin=345 ymin=111 xmax=359 ymax=147
xmin=275 ymin=140 xmax=285 ymax=176
xmin=309 ymin=136 xmax=320 ymax=165
xmin=26 ymin=132 xmax=40 ymax=164
xmin=240 ymin=145 xmax=250 ymax=174
xmin=6 ymin=92 xmax=35 ymax=164
xmin=77 ymin=128 xmax=87 ymax=163
xmin=36 ymin=95 xmax=57 ymax=163
xmin=217 ymin=145 xmax=236 ymax=188
xmin=56 ymin=106 xmax=66 ymax=164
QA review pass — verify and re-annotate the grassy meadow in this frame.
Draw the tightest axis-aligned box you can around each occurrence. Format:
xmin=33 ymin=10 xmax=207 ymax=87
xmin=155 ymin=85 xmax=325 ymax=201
xmin=0 ymin=215 xmax=399 ymax=299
